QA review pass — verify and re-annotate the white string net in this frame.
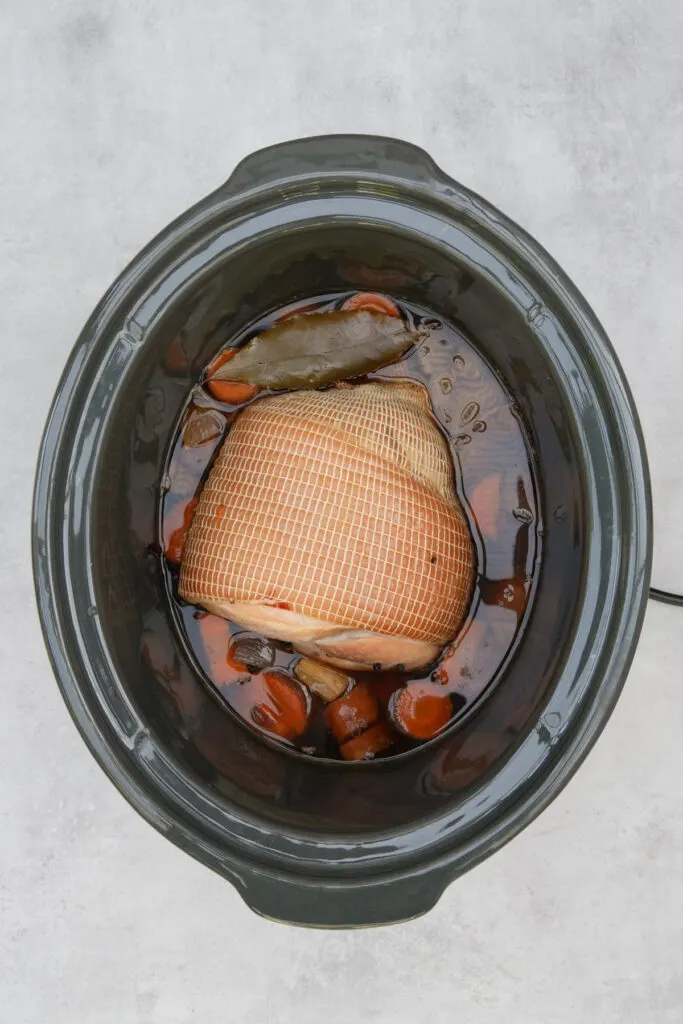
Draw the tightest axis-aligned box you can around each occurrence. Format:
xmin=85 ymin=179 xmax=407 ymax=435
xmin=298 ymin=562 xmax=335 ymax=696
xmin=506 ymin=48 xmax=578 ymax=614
xmin=180 ymin=381 xmax=475 ymax=644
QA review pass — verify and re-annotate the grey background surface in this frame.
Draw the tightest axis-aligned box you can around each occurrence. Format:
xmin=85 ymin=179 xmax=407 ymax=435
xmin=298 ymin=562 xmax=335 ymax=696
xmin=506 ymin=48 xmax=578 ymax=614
xmin=2 ymin=1 xmax=683 ymax=1021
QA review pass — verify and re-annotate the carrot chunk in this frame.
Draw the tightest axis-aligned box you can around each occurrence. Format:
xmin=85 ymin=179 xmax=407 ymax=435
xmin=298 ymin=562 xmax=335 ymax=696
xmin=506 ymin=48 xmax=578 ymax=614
xmin=206 ymin=349 xmax=237 ymax=376
xmin=391 ymin=684 xmax=453 ymax=740
xmin=250 ymin=670 xmax=311 ymax=740
xmin=340 ymin=722 xmax=395 ymax=761
xmin=325 ymin=683 xmax=378 ymax=744
xmin=206 ymin=379 xmax=261 ymax=404
xmin=206 ymin=349 xmax=260 ymax=405
xmin=341 ymin=292 xmax=400 ymax=317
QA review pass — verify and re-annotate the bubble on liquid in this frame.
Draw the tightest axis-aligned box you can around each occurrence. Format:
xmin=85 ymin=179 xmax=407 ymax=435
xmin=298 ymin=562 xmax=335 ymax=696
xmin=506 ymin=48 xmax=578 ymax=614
xmin=503 ymin=584 xmax=515 ymax=603
xmin=454 ymin=433 xmax=471 ymax=447
xmin=440 ymin=377 xmax=453 ymax=394
xmin=421 ymin=345 xmax=431 ymax=355
xmin=443 ymin=411 xmax=452 ymax=424
xmin=87 ymin=605 xmax=98 ymax=618
xmin=461 ymin=401 xmax=480 ymax=425
xmin=513 ymin=507 xmax=534 ymax=524
xmin=553 ymin=504 xmax=567 ymax=522
xmin=453 ymin=354 xmax=466 ymax=369
xmin=160 ymin=473 xmax=172 ymax=492
xmin=472 ymin=420 xmax=487 ymax=433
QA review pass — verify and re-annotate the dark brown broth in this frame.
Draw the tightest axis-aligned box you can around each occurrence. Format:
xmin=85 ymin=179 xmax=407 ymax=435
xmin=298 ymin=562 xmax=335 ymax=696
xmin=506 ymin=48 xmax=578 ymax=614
xmin=161 ymin=293 xmax=540 ymax=762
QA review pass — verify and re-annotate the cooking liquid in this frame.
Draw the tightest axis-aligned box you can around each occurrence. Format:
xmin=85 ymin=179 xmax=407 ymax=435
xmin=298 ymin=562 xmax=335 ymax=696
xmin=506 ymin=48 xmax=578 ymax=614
xmin=161 ymin=293 xmax=540 ymax=761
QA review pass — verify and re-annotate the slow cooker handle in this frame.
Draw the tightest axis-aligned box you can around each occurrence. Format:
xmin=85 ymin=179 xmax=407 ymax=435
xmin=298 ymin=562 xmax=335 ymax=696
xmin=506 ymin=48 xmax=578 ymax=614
xmin=214 ymin=134 xmax=454 ymax=929
xmin=238 ymin=866 xmax=453 ymax=929
xmin=218 ymin=134 xmax=447 ymax=197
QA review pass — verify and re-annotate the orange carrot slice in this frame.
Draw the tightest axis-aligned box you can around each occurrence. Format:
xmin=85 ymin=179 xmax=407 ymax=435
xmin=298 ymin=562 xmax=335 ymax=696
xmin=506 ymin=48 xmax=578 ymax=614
xmin=391 ymin=684 xmax=453 ymax=740
xmin=251 ymin=670 xmax=310 ymax=740
xmin=206 ymin=379 xmax=261 ymax=404
xmin=468 ymin=473 xmax=502 ymax=540
xmin=206 ymin=349 xmax=237 ymax=376
xmin=206 ymin=349 xmax=260 ymax=405
xmin=340 ymin=722 xmax=395 ymax=761
xmin=341 ymin=292 xmax=400 ymax=317
xmin=325 ymin=683 xmax=379 ymax=744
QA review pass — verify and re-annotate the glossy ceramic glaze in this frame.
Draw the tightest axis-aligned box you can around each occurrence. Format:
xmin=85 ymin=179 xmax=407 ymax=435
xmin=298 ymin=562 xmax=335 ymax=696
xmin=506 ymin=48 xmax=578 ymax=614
xmin=33 ymin=136 xmax=651 ymax=927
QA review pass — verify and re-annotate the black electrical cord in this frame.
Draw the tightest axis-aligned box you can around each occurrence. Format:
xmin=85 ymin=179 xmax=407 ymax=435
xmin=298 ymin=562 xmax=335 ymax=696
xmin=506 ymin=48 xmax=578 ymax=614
xmin=649 ymin=587 xmax=683 ymax=607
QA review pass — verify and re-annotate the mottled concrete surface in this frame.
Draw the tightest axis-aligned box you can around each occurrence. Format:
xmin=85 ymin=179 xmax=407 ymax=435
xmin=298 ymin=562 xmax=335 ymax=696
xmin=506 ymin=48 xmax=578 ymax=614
xmin=2 ymin=1 xmax=683 ymax=1021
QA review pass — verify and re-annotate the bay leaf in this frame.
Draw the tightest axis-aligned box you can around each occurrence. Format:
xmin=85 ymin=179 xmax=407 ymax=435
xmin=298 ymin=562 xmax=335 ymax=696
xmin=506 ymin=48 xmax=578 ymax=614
xmin=212 ymin=310 xmax=420 ymax=390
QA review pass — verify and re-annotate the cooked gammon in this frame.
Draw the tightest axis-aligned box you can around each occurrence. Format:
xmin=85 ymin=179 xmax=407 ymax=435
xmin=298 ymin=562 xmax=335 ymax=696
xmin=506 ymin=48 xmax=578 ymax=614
xmin=179 ymin=381 xmax=475 ymax=671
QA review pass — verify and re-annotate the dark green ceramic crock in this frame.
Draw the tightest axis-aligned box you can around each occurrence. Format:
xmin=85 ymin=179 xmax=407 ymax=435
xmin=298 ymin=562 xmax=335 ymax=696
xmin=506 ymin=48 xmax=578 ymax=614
xmin=33 ymin=135 xmax=651 ymax=927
